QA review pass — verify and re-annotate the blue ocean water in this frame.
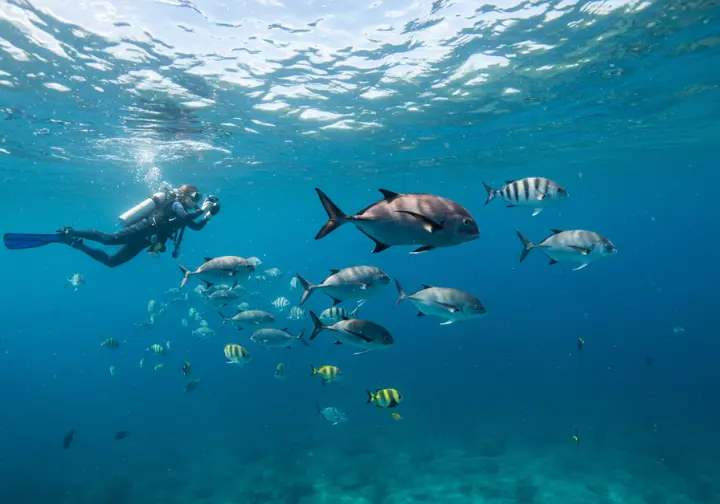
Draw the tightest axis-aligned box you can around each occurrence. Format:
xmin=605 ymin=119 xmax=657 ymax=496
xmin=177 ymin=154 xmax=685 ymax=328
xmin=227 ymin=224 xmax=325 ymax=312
xmin=1 ymin=0 xmax=720 ymax=503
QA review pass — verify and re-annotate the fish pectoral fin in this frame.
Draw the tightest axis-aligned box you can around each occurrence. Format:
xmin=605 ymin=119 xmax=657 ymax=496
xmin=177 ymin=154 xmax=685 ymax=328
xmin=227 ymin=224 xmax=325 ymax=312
xmin=395 ymin=210 xmax=443 ymax=233
xmin=333 ymin=340 xmax=343 ymax=345
xmin=531 ymin=208 xmax=543 ymax=217
xmin=355 ymin=226 xmax=391 ymax=253
xmin=330 ymin=296 xmax=343 ymax=306
xmin=344 ymin=330 xmax=373 ymax=342
xmin=568 ymin=245 xmax=591 ymax=255
xmin=440 ymin=320 xmax=454 ymax=325
xmin=353 ymin=349 xmax=370 ymax=355
xmin=416 ymin=311 xmax=426 ymax=317
xmin=549 ymin=259 xmax=559 ymax=265
xmin=349 ymin=281 xmax=371 ymax=289
xmin=410 ymin=245 xmax=435 ymax=254
xmin=434 ymin=301 xmax=460 ymax=313
xmin=536 ymin=193 xmax=547 ymax=200
xmin=573 ymin=264 xmax=589 ymax=271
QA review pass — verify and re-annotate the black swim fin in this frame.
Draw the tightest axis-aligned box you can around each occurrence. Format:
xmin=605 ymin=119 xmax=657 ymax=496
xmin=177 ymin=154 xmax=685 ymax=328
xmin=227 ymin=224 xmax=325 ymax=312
xmin=3 ymin=232 xmax=66 ymax=250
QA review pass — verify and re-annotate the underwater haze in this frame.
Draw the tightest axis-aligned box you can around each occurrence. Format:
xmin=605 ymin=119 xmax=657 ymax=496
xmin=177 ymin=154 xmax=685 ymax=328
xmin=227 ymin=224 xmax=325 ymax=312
xmin=1 ymin=0 xmax=720 ymax=503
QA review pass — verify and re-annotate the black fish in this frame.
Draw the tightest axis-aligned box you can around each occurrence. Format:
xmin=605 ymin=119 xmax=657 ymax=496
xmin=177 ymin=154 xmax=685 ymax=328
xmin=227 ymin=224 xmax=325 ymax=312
xmin=63 ymin=428 xmax=75 ymax=449
xmin=114 ymin=430 xmax=130 ymax=440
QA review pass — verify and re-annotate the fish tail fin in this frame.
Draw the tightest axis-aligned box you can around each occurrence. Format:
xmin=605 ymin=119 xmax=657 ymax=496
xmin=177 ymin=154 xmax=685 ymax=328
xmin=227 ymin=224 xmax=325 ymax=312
xmin=482 ymin=181 xmax=497 ymax=207
xmin=178 ymin=265 xmax=192 ymax=289
xmin=314 ymin=188 xmax=348 ymax=240
xmin=394 ymin=279 xmax=407 ymax=307
xmin=516 ymin=230 xmax=535 ymax=263
xmin=310 ymin=364 xmax=317 ymax=376
xmin=309 ymin=311 xmax=325 ymax=341
xmin=365 ymin=389 xmax=374 ymax=405
xmin=296 ymin=274 xmax=315 ymax=305
xmin=297 ymin=330 xmax=310 ymax=347
xmin=315 ymin=403 xmax=322 ymax=415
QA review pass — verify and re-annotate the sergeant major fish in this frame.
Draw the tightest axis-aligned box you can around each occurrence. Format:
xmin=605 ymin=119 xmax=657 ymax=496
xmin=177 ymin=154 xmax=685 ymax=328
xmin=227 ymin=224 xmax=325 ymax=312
xmin=271 ymin=296 xmax=290 ymax=312
xmin=286 ymin=306 xmax=306 ymax=321
xmin=308 ymin=311 xmax=394 ymax=355
xmin=516 ymin=229 xmax=617 ymax=271
xmin=319 ymin=303 xmax=363 ymax=325
xmin=178 ymin=256 xmax=256 ymax=289
xmin=482 ymin=177 xmax=568 ymax=216
xmin=224 ymin=343 xmax=251 ymax=365
xmin=366 ymin=388 xmax=403 ymax=408
xmin=394 ymin=280 xmax=487 ymax=325
xmin=296 ymin=266 xmax=390 ymax=306
xmin=250 ymin=328 xmax=309 ymax=350
xmin=313 ymin=188 xmax=479 ymax=254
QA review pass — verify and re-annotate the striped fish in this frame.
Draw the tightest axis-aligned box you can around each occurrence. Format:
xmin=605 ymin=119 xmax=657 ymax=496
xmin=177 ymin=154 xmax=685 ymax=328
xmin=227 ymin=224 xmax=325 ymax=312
xmin=101 ymin=337 xmax=120 ymax=349
xmin=318 ymin=304 xmax=362 ymax=325
xmin=366 ymin=388 xmax=403 ymax=408
xmin=147 ymin=343 xmax=166 ymax=354
xmin=482 ymin=177 xmax=568 ymax=216
xmin=310 ymin=364 xmax=342 ymax=384
xmin=224 ymin=343 xmax=251 ymax=365
xmin=286 ymin=306 xmax=306 ymax=321
xmin=271 ymin=296 xmax=290 ymax=312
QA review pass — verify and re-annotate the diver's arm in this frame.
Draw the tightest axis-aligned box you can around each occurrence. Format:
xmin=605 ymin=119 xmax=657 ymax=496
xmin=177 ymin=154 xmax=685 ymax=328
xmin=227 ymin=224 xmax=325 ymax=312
xmin=171 ymin=201 xmax=205 ymax=221
xmin=186 ymin=217 xmax=209 ymax=231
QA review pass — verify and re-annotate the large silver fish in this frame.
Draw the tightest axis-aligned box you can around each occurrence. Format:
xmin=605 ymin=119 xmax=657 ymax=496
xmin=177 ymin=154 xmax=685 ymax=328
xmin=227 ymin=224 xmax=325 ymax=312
xmin=203 ymin=288 xmax=239 ymax=307
xmin=483 ymin=178 xmax=568 ymax=216
xmin=517 ymin=229 xmax=617 ymax=271
xmin=395 ymin=280 xmax=486 ymax=325
xmin=309 ymin=311 xmax=394 ymax=355
xmin=296 ymin=266 xmax=390 ymax=306
xmin=178 ymin=256 xmax=256 ymax=288
xmin=314 ymin=188 xmax=480 ymax=254
xmin=250 ymin=328 xmax=309 ymax=349
xmin=219 ymin=309 xmax=275 ymax=330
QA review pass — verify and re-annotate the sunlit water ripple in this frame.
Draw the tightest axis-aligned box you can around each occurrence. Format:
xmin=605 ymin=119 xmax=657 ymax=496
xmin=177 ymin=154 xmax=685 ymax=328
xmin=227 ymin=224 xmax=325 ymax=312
xmin=0 ymin=0 xmax=718 ymax=181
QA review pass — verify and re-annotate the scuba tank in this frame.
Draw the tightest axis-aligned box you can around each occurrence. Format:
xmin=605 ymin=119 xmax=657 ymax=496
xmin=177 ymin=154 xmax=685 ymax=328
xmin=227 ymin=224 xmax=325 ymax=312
xmin=118 ymin=190 xmax=173 ymax=227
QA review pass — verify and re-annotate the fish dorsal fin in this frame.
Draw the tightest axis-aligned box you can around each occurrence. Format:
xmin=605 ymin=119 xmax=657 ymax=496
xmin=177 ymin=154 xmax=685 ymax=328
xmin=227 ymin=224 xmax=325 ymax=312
xmin=378 ymin=188 xmax=400 ymax=202
xmin=550 ymin=229 xmax=564 ymax=234
xmin=203 ymin=257 xmax=214 ymax=262
xmin=421 ymin=284 xmax=433 ymax=289
xmin=330 ymin=296 xmax=342 ymax=306
xmin=504 ymin=180 xmax=515 ymax=185
xmin=395 ymin=210 xmax=443 ymax=233
xmin=281 ymin=328 xmax=288 ymax=332
xmin=329 ymin=269 xmax=341 ymax=274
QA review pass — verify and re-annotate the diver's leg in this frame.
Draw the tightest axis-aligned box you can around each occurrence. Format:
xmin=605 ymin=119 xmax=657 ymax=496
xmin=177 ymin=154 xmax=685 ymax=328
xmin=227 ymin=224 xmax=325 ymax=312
xmin=63 ymin=222 xmax=148 ymax=246
xmin=72 ymin=240 xmax=147 ymax=268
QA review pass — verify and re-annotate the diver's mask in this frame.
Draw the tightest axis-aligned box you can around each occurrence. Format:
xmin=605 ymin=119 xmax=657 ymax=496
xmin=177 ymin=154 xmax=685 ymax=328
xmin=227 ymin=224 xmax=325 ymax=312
xmin=182 ymin=190 xmax=202 ymax=209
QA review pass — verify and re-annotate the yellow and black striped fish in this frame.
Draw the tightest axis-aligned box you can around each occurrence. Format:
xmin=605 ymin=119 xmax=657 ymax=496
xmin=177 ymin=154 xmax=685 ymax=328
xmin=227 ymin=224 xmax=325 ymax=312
xmin=224 ymin=343 xmax=251 ymax=364
xmin=147 ymin=343 xmax=165 ymax=354
xmin=310 ymin=364 xmax=342 ymax=384
xmin=101 ymin=338 xmax=120 ymax=349
xmin=366 ymin=388 xmax=403 ymax=408
xmin=182 ymin=361 xmax=191 ymax=377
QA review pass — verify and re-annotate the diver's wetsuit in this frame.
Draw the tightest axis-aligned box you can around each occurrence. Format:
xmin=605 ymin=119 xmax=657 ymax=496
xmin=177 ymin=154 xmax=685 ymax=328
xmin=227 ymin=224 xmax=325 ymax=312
xmin=68 ymin=202 xmax=208 ymax=268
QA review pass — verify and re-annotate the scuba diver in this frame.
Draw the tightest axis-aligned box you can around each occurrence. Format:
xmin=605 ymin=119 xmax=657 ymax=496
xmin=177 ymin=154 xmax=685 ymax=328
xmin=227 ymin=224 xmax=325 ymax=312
xmin=3 ymin=184 xmax=220 ymax=268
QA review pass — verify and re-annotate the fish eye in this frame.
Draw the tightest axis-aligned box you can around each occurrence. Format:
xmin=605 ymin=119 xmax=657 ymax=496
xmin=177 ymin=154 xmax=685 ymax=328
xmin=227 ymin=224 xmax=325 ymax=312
xmin=462 ymin=218 xmax=472 ymax=226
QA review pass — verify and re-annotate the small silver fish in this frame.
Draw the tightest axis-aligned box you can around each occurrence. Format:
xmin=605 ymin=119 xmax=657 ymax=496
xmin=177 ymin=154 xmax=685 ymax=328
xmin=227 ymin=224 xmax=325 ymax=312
xmin=181 ymin=318 xmax=188 ymax=327
xmin=179 ymin=256 xmax=256 ymax=289
xmin=139 ymin=358 xmax=144 ymax=368
xmin=65 ymin=273 xmax=85 ymax=291
xmin=250 ymin=328 xmax=309 ymax=350
xmin=297 ymin=266 xmax=390 ymax=306
xmin=517 ymin=229 xmax=617 ymax=271
xmin=395 ymin=280 xmax=486 ymax=325
xmin=289 ymin=277 xmax=298 ymax=289
xmin=265 ymin=267 xmax=283 ymax=278
xmin=109 ymin=364 xmax=116 ymax=376
xmin=166 ymin=340 xmax=172 ymax=350
xmin=309 ymin=312 xmax=394 ymax=355
xmin=316 ymin=404 xmax=348 ymax=426
xmin=147 ymin=300 xmax=157 ymax=313
xmin=192 ymin=326 xmax=215 ymax=340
